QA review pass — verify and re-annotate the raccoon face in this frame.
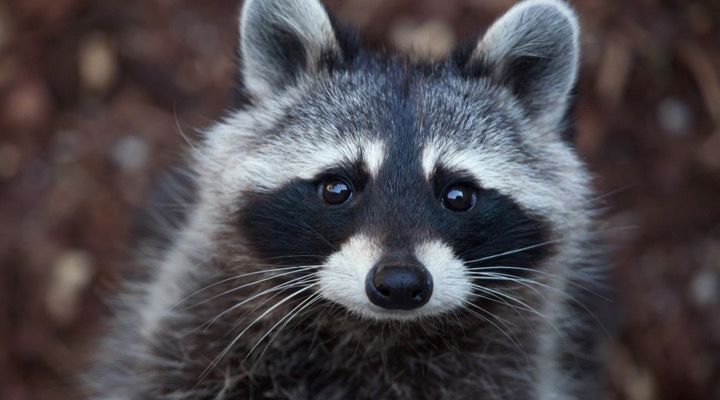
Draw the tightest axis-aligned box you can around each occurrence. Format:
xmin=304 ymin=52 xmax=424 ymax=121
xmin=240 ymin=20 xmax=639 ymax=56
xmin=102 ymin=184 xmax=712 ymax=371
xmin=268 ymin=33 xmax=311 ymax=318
xmin=203 ymin=0 xmax=588 ymax=322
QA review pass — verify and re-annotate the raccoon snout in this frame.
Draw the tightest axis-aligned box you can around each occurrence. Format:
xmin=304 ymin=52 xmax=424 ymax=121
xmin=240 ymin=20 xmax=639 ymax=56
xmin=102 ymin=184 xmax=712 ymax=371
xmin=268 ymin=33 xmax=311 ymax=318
xmin=365 ymin=263 xmax=433 ymax=310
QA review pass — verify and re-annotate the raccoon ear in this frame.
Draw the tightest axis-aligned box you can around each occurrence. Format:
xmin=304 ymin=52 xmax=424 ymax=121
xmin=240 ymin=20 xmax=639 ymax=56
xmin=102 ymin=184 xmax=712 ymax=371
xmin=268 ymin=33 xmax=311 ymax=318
xmin=239 ymin=0 xmax=340 ymax=97
xmin=468 ymin=0 xmax=580 ymax=128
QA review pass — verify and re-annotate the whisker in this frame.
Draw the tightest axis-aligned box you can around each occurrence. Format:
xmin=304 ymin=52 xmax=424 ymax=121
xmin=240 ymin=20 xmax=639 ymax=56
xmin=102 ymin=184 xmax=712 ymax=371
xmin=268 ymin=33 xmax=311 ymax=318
xmin=456 ymin=298 xmax=525 ymax=357
xmin=448 ymin=286 xmax=526 ymax=329
xmin=224 ymin=287 xmax=332 ymax=341
xmin=462 ymin=225 xmax=639 ymax=266
xmin=172 ymin=106 xmax=222 ymax=170
xmin=465 ymin=266 xmax=608 ymax=300
xmin=245 ymin=290 xmax=324 ymax=365
xmin=173 ymin=265 xmax=318 ymax=309
xmin=589 ymin=184 xmax=635 ymax=203
xmin=466 ymin=284 xmax=545 ymax=318
xmin=202 ymin=275 xmax=318 ymax=329
xmin=224 ymin=277 xmax=321 ymax=334
xmin=198 ymin=284 xmax=317 ymax=382
xmin=261 ymin=254 xmax=327 ymax=261
xmin=187 ymin=267 xmax=317 ymax=310
xmin=471 ymin=271 xmax=610 ymax=335
xmin=462 ymin=239 xmax=565 ymax=265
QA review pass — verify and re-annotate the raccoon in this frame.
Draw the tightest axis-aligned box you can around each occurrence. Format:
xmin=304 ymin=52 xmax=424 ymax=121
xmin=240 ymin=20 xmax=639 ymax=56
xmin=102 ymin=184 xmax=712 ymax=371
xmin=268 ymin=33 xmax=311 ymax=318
xmin=88 ymin=0 xmax=605 ymax=399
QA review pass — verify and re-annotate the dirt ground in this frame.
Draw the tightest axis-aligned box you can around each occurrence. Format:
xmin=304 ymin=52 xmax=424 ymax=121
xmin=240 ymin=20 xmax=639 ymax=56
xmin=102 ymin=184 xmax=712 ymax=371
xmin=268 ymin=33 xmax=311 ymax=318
xmin=1 ymin=0 xmax=719 ymax=399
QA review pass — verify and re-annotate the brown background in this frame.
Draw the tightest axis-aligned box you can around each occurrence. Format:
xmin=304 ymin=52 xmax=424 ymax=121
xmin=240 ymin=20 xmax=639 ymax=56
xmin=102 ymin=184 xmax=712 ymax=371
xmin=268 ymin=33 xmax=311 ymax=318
xmin=1 ymin=0 xmax=719 ymax=399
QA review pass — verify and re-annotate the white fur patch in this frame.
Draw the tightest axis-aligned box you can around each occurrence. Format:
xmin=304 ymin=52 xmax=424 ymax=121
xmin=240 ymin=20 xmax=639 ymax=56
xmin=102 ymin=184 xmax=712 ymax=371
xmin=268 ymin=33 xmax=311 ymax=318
xmin=363 ymin=140 xmax=385 ymax=178
xmin=421 ymin=143 xmax=439 ymax=180
xmin=319 ymin=235 xmax=469 ymax=321
xmin=215 ymin=132 xmax=384 ymax=197
xmin=414 ymin=240 xmax=472 ymax=313
xmin=318 ymin=234 xmax=380 ymax=318
xmin=420 ymin=138 xmax=589 ymax=231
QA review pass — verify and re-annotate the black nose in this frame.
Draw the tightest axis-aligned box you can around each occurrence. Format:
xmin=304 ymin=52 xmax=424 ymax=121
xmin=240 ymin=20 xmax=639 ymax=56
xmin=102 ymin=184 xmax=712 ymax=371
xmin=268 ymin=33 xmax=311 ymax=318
xmin=365 ymin=264 xmax=433 ymax=310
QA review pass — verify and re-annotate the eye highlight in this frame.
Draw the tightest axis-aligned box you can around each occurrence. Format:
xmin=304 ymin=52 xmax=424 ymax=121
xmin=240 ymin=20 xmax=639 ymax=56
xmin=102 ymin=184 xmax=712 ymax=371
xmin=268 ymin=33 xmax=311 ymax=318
xmin=320 ymin=177 xmax=353 ymax=205
xmin=441 ymin=183 xmax=477 ymax=212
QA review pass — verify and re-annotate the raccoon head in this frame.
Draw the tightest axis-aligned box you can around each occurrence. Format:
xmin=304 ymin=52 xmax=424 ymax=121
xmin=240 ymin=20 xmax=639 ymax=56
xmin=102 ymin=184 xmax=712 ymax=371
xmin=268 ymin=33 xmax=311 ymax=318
xmin=200 ymin=0 xmax=589 ymax=324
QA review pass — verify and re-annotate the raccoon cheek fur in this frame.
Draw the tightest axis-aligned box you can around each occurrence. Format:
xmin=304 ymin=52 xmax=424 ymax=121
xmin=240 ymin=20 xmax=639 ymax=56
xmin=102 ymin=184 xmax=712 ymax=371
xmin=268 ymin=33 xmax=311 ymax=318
xmin=86 ymin=1 xmax=607 ymax=399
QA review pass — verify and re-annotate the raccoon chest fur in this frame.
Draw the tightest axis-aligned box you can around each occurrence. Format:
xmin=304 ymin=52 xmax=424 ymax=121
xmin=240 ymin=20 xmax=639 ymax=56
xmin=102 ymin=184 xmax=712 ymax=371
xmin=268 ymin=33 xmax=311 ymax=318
xmin=149 ymin=276 xmax=542 ymax=400
xmin=87 ymin=1 xmax=606 ymax=399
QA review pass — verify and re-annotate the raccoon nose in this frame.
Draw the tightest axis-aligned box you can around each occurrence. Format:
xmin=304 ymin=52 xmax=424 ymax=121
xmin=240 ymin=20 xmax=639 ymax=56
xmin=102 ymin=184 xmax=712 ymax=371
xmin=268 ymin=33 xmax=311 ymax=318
xmin=365 ymin=264 xmax=433 ymax=310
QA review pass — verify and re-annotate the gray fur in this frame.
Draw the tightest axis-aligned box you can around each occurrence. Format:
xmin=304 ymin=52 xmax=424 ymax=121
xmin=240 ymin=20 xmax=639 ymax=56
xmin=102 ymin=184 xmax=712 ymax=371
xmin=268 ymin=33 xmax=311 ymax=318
xmin=86 ymin=1 xmax=605 ymax=399
xmin=472 ymin=0 xmax=580 ymax=130
xmin=240 ymin=0 xmax=340 ymax=97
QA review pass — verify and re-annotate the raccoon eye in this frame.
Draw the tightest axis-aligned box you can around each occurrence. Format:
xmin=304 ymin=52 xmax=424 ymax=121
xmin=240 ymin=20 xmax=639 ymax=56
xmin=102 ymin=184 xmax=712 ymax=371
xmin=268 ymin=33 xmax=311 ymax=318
xmin=320 ymin=177 xmax=353 ymax=205
xmin=441 ymin=184 xmax=477 ymax=212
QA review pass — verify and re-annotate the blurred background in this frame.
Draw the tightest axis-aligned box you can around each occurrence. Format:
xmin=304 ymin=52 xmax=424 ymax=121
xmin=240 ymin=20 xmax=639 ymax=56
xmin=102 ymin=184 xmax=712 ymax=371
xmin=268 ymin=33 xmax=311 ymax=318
xmin=1 ymin=0 xmax=719 ymax=399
